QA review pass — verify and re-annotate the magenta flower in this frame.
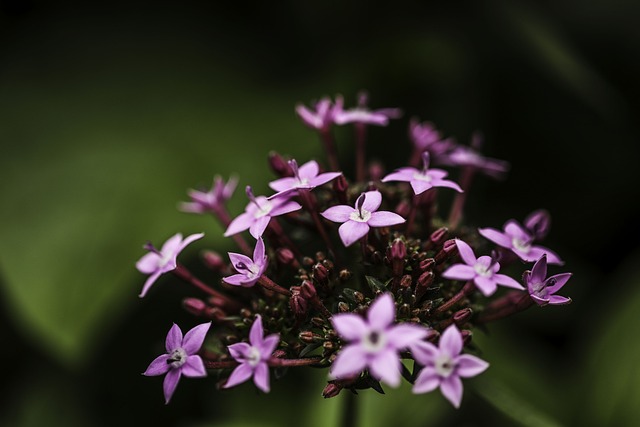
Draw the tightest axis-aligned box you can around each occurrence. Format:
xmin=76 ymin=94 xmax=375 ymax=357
xmin=136 ymin=232 xmax=204 ymax=297
xmin=179 ymin=175 xmax=238 ymax=214
xmin=269 ymin=159 xmax=341 ymax=195
xmin=330 ymin=293 xmax=429 ymax=387
xmin=524 ymin=209 xmax=551 ymax=240
xmin=224 ymin=315 xmax=280 ymax=393
xmin=223 ymin=237 xmax=267 ymax=287
xmin=411 ymin=324 xmax=488 ymax=408
xmin=441 ymin=145 xmax=509 ymax=179
xmin=409 ymin=119 xmax=454 ymax=159
xmin=320 ymin=191 xmax=405 ymax=247
xmin=382 ymin=152 xmax=463 ymax=195
xmin=333 ymin=92 xmax=402 ymax=126
xmin=442 ymin=239 xmax=523 ymax=296
xmin=224 ymin=186 xmax=302 ymax=239
xmin=525 ymin=255 xmax=572 ymax=306
xmin=295 ymin=96 xmax=343 ymax=131
xmin=143 ymin=322 xmax=211 ymax=404
xmin=478 ymin=219 xmax=563 ymax=265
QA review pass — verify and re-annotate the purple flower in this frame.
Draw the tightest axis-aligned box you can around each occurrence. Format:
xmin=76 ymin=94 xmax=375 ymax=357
xmin=442 ymin=240 xmax=523 ymax=297
xmin=524 ymin=209 xmax=551 ymax=240
xmin=223 ymin=237 xmax=267 ymax=287
xmin=136 ymin=232 xmax=204 ymax=297
xmin=412 ymin=324 xmax=488 ymax=408
xmin=268 ymin=159 xmax=341 ymax=195
xmin=333 ymin=92 xmax=402 ymax=126
xmin=224 ymin=186 xmax=302 ymax=239
xmin=224 ymin=315 xmax=280 ymax=393
xmin=440 ymin=145 xmax=509 ymax=179
xmin=382 ymin=152 xmax=463 ymax=195
xmin=525 ymin=255 xmax=572 ymax=306
xmin=330 ymin=293 xmax=429 ymax=387
xmin=320 ymin=191 xmax=405 ymax=247
xmin=295 ymin=96 xmax=343 ymax=131
xmin=409 ymin=119 xmax=455 ymax=159
xmin=478 ymin=219 xmax=563 ymax=265
xmin=179 ymin=175 xmax=238 ymax=214
xmin=143 ymin=322 xmax=211 ymax=404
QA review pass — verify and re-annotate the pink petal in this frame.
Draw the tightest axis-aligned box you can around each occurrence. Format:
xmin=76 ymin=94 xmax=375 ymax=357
xmin=298 ymin=160 xmax=320 ymax=179
xmin=253 ymin=362 xmax=271 ymax=393
xmin=259 ymin=334 xmax=280 ymax=356
xmin=338 ymin=221 xmax=370 ymax=247
xmin=253 ymin=237 xmax=266 ymax=262
xmin=413 ymin=366 xmax=440 ymax=394
xmin=161 ymin=233 xmax=184 ymax=255
xmin=381 ymin=169 xmax=415 ymax=183
xmin=442 ymin=264 xmax=476 ymax=281
xmin=165 ymin=323 xmax=183 ymax=352
xmin=270 ymin=200 xmax=302 ymax=217
xmin=361 ymin=191 xmax=382 ymax=212
xmin=227 ymin=342 xmax=252 ymax=361
xmin=440 ymin=375 xmax=463 ymax=408
xmin=310 ymin=172 xmax=342 ymax=187
xmin=410 ymin=179 xmax=433 ymax=195
xmin=249 ymin=215 xmax=271 ymax=239
xmin=329 ymin=344 xmax=367 ymax=380
xmin=439 ymin=325 xmax=463 ymax=357
xmin=139 ymin=270 xmax=162 ymax=298
xmin=163 ymin=369 xmax=181 ymax=404
xmin=269 ymin=177 xmax=298 ymax=192
xmin=409 ymin=340 xmax=439 ymax=365
xmin=250 ymin=315 xmax=264 ymax=345
xmin=178 ymin=233 xmax=205 ymax=252
xmin=228 ymin=252 xmax=253 ymax=270
xmin=478 ymin=227 xmax=512 ymax=248
xmin=331 ymin=314 xmax=368 ymax=341
xmin=528 ymin=245 xmax=563 ymax=265
xmin=136 ymin=252 xmax=160 ymax=274
xmin=181 ymin=355 xmax=207 ymax=377
xmin=295 ymin=104 xmax=321 ymax=129
xmin=455 ymin=354 xmax=489 ymax=378
xmin=369 ymin=349 xmax=402 ymax=387
xmin=426 ymin=169 xmax=448 ymax=180
xmin=530 ymin=255 xmax=548 ymax=284
xmin=143 ymin=354 xmax=170 ymax=376
xmin=368 ymin=211 xmax=406 ymax=227
xmin=548 ymin=295 xmax=571 ymax=305
xmin=433 ymin=179 xmax=463 ymax=193
xmin=367 ymin=293 xmax=396 ymax=330
xmin=474 ymin=276 xmax=498 ymax=297
xmin=224 ymin=212 xmax=253 ymax=236
xmin=224 ymin=363 xmax=253 ymax=388
xmin=222 ymin=273 xmax=250 ymax=286
xmin=504 ymin=220 xmax=530 ymax=241
xmin=546 ymin=273 xmax=572 ymax=294
xmin=321 ymin=205 xmax=355 ymax=223
xmin=455 ymin=240 xmax=477 ymax=265
xmin=494 ymin=274 xmax=524 ymax=290
xmin=182 ymin=322 xmax=211 ymax=354
xmin=387 ymin=324 xmax=429 ymax=349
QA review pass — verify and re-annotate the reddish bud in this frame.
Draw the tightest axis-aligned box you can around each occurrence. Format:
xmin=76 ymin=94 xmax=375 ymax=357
xmin=276 ymin=248 xmax=296 ymax=265
xmin=453 ymin=307 xmax=473 ymax=325
xmin=300 ymin=280 xmax=317 ymax=300
xmin=368 ymin=161 xmax=385 ymax=182
xmin=322 ymin=382 xmax=342 ymax=399
xmin=202 ymin=250 xmax=225 ymax=271
xmin=183 ymin=298 xmax=207 ymax=316
xmin=415 ymin=271 xmax=434 ymax=300
xmin=419 ymin=258 xmax=436 ymax=272
xmin=268 ymin=151 xmax=292 ymax=177
xmin=395 ymin=200 xmax=411 ymax=218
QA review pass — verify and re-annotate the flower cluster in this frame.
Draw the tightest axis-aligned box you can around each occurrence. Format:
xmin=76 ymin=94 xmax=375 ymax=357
xmin=137 ymin=93 xmax=572 ymax=407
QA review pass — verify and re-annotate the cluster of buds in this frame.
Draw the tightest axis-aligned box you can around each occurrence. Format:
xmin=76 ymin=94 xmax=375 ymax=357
xmin=137 ymin=92 xmax=572 ymax=408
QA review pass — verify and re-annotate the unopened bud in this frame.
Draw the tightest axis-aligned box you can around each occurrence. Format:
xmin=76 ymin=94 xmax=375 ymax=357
xmin=419 ymin=258 xmax=435 ymax=272
xmin=312 ymin=264 xmax=329 ymax=287
xmin=525 ymin=209 xmax=551 ymax=240
xmin=398 ymin=303 xmax=411 ymax=318
xmin=338 ymin=301 xmax=350 ymax=312
xmin=302 ymin=256 xmax=314 ymax=267
xmin=435 ymin=239 xmax=458 ymax=263
xmin=395 ymin=200 xmax=411 ymax=218
xmin=300 ymin=280 xmax=317 ymax=300
xmin=339 ymin=269 xmax=352 ymax=281
xmin=453 ymin=308 xmax=473 ymax=325
xmin=333 ymin=175 xmax=349 ymax=204
xmin=460 ymin=329 xmax=472 ymax=345
xmin=276 ymin=248 xmax=296 ymax=265
xmin=322 ymin=382 xmax=342 ymax=399
xmin=268 ymin=151 xmax=292 ymax=177
xmin=425 ymin=227 xmax=448 ymax=250
xmin=415 ymin=271 xmax=434 ymax=300
xmin=400 ymin=274 xmax=412 ymax=289
xmin=183 ymin=298 xmax=207 ymax=316
xmin=289 ymin=290 xmax=308 ymax=323
xmin=202 ymin=250 xmax=225 ymax=271
xmin=299 ymin=331 xmax=321 ymax=344
xmin=368 ymin=161 xmax=385 ymax=182
xmin=323 ymin=341 xmax=336 ymax=351
xmin=353 ymin=291 xmax=365 ymax=304
xmin=389 ymin=238 xmax=406 ymax=277
xmin=205 ymin=307 xmax=227 ymax=321
xmin=311 ymin=317 xmax=325 ymax=327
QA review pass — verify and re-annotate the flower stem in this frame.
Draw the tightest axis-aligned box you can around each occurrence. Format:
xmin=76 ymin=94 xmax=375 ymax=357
xmin=212 ymin=206 xmax=252 ymax=256
xmin=204 ymin=360 xmax=237 ymax=369
xmin=258 ymin=275 xmax=291 ymax=296
xmin=267 ymin=356 xmax=323 ymax=367
xmin=174 ymin=265 xmax=243 ymax=311
xmin=340 ymin=390 xmax=357 ymax=427
xmin=447 ymin=166 xmax=474 ymax=229
xmin=355 ymin=123 xmax=367 ymax=182
xmin=434 ymin=281 xmax=475 ymax=315
xmin=477 ymin=291 xmax=534 ymax=323
xmin=320 ymin=129 xmax=340 ymax=171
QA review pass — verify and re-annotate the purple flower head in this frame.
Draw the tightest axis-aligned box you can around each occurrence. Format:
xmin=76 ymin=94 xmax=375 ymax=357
xmin=524 ymin=209 xmax=551 ymax=240
xmin=320 ymin=191 xmax=405 ymax=247
xmin=179 ymin=175 xmax=238 ymax=214
xmin=409 ymin=119 xmax=455 ymax=159
xmin=525 ymin=255 xmax=572 ymax=306
xmin=442 ymin=240 xmax=524 ymax=297
xmin=382 ymin=152 xmax=463 ymax=195
xmin=333 ymin=91 xmax=402 ymax=127
xmin=223 ymin=237 xmax=267 ymax=287
xmin=143 ymin=322 xmax=211 ymax=404
xmin=136 ymin=232 xmax=204 ymax=297
xmin=437 ymin=133 xmax=509 ymax=179
xmin=330 ymin=293 xmax=429 ymax=387
xmin=295 ymin=96 xmax=343 ymax=131
xmin=479 ymin=219 xmax=563 ymax=265
xmin=224 ymin=186 xmax=302 ymax=239
xmin=412 ymin=324 xmax=488 ymax=408
xmin=224 ymin=315 xmax=280 ymax=393
xmin=268 ymin=159 xmax=342 ymax=196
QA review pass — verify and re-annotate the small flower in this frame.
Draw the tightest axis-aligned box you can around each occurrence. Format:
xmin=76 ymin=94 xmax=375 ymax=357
xmin=412 ymin=324 xmax=488 ymax=408
xmin=136 ymin=232 xmax=204 ymax=297
xmin=224 ymin=186 xmax=302 ymax=239
xmin=524 ymin=209 xmax=551 ymax=240
xmin=295 ymin=96 xmax=343 ymax=131
xmin=442 ymin=239 xmax=523 ymax=296
xmin=179 ymin=175 xmax=238 ymax=214
xmin=525 ymin=255 xmax=572 ymax=306
xmin=441 ymin=146 xmax=509 ymax=179
xmin=223 ymin=237 xmax=267 ymax=287
xmin=143 ymin=322 xmax=211 ymax=404
xmin=409 ymin=119 xmax=454 ymax=159
xmin=333 ymin=91 xmax=402 ymax=126
xmin=478 ymin=219 xmax=563 ymax=265
xmin=382 ymin=152 xmax=463 ymax=195
xmin=269 ymin=159 xmax=341 ymax=195
xmin=330 ymin=293 xmax=429 ymax=387
xmin=224 ymin=315 xmax=280 ymax=393
xmin=320 ymin=191 xmax=405 ymax=247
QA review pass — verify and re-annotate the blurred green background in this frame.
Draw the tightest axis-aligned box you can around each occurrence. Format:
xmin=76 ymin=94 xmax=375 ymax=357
xmin=1 ymin=0 xmax=639 ymax=425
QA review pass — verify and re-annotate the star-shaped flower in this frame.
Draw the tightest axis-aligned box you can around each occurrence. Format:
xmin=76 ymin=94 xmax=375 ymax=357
xmin=525 ymin=255 xmax=572 ymax=306
xmin=412 ymin=324 xmax=488 ymax=408
xmin=143 ymin=322 xmax=211 ymax=404
xmin=409 ymin=119 xmax=454 ymax=160
xmin=333 ymin=92 xmax=402 ymax=126
xmin=478 ymin=219 xmax=563 ymax=265
xmin=224 ymin=315 xmax=280 ymax=393
xmin=179 ymin=175 xmax=238 ymax=214
xmin=442 ymin=239 xmax=523 ymax=296
xmin=382 ymin=152 xmax=463 ymax=195
xmin=136 ymin=232 xmax=204 ymax=297
xmin=295 ymin=96 xmax=343 ymax=131
xmin=330 ymin=293 xmax=429 ymax=387
xmin=223 ymin=237 xmax=267 ymax=287
xmin=224 ymin=186 xmax=302 ymax=239
xmin=268 ymin=159 xmax=341 ymax=196
xmin=320 ymin=191 xmax=405 ymax=247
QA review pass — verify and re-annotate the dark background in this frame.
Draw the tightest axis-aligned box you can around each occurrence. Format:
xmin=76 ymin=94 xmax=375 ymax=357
xmin=1 ymin=0 xmax=639 ymax=426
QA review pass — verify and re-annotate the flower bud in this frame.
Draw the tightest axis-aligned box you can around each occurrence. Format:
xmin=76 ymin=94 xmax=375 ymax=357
xmin=435 ymin=239 xmax=458 ymax=263
xmin=268 ymin=151 xmax=293 ymax=177
xmin=339 ymin=269 xmax=352 ymax=282
xmin=289 ymin=289 xmax=308 ymax=323
xmin=338 ymin=301 xmax=350 ymax=313
xmin=415 ymin=271 xmax=434 ymax=300
xmin=299 ymin=331 xmax=321 ymax=344
xmin=202 ymin=250 xmax=225 ymax=271
xmin=395 ymin=200 xmax=411 ymax=218
xmin=400 ymin=274 xmax=413 ymax=289
xmin=276 ymin=248 xmax=296 ymax=265
xmin=419 ymin=258 xmax=435 ymax=272
xmin=423 ymin=227 xmax=448 ymax=251
xmin=183 ymin=297 xmax=207 ymax=316
xmin=460 ymin=329 xmax=472 ymax=345
xmin=333 ymin=175 xmax=349 ymax=204
xmin=453 ymin=308 xmax=473 ymax=325
xmin=525 ymin=209 xmax=551 ymax=240
xmin=300 ymin=280 xmax=317 ymax=300
xmin=389 ymin=238 xmax=406 ymax=277
xmin=368 ymin=161 xmax=385 ymax=182
xmin=322 ymin=382 xmax=342 ymax=399
xmin=312 ymin=263 xmax=329 ymax=289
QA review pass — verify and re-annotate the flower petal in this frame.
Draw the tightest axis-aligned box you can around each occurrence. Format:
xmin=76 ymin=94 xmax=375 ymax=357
xmin=165 ymin=323 xmax=183 ymax=352
xmin=387 ymin=324 xmax=429 ymax=349
xmin=455 ymin=354 xmax=489 ymax=378
xmin=136 ymin=252 xmax=160 ymax=274
xmin=494 ymin=274 xmax=524 ymax=290
xmin=413 ymin=366 xmax=440 ymax=394
xmin=440 ymin=375 xmax=463 ymax=408
xmin=528 ymin=245 xmax=564 ymax=265
xmin=163 ymin=368 xmax=181 ymax=404
xmin=178 ymin=233 xmax=205 ymax=252
xmin=368 ymin=211 xmax=406 ymax=227
xmin=160 ymin=233 xmax=183 ymax=255
xmin=228 ymin=252 xmax=253 ymax=270
xmin=381 ymin=169 xmax=415 ymax=183
xmin=433 ymin=179 xmax=463 ymax=193
xmin=410 ymin=179 xmax=433 ymax=195
xmin=442 ymin=264 xmax=476 ymax=281
xmin=478 ymin=227 xmax=512 ymax=248
xmin=329 ymin=344 xmax=367 ymax=380
xmin=143 ymin=354 xmax=170 ymax=376
xmin=410 ymin=341 xmax=439 ymax=365
xmin=250 ymin=315 xmax=264 ymax=345
xmin=361 ymin=191 xmax=382 ymax=212
xmin=224 ymin=363 xmax=253 ymax=389
xmin=253 ymin=362 xmax=271 ymax=393
xmin=270 ymin=200 xmax=302 ymax=217
xmin=331 ymin=313 xmax=368 ymax=342
xmin=298 ymin=160 xmax=320 ymax=179
xmin=455 ymin=240 xmax=477 ymax=266
xmin=227 ymin=342 xmax=252 ymax=361
xmin=253 ymin=237 xmax=266 ymax=263
xmin=259 ymin=334 xmax=280 ymax=356
xmin=224 ymin=212 xmax=253 ymax=236
xmin=182 ymin=322 xmax=211 ymax=354
xmin=548 ymin=295 xmax=571 ymax=305
xmin=338 ymin=221 xmax=370 ymax=247
xmin=269 ymin=177 xmax=298 ymax=192
xmin=546 ymin=273 xmax=572 ymax=294
xmin=504 ymin=220 xmax=530 ymax=241
xmin=439 ymin=325 xmax=462 ymax=357
xmin=367 ymin=293 xmax=395 ymax=330
xmin=310 ymin=172 xmax=342 ymax=187
xmin=474 ymin=276 xmax=498 ymax=297
xmin=139 ymin=270 xmax=162 ymax=298
xmin=530 ymin=255 xmax=548 ymax=284
xmin=249 ymin=215 xmax=271 ymax=239
xmin=321 ymin=205 xmax=355 ymax=223
xmin=369 ymin=349 xmax=402 ymax=387
xmin=222 ymin=273 xmax=250 ymax=286
xmin=181 ymin=355 xmax=207 ymax=377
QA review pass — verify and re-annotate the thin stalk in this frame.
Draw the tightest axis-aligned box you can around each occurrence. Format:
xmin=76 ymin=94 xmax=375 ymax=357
xmin=174 ymin=264 xmax=242 ymax=311
xmin=320 ymin=129 xmax=340 ymax=171
xmin=355 ymin=123 xmax=367 ymax=182
xmin=448 ymin=166 xmax=475 ymax=229
xmin=434 ymin=281 xmax=475 ymax=315
xmin=258 ymin=275 xmax=291 ymax=296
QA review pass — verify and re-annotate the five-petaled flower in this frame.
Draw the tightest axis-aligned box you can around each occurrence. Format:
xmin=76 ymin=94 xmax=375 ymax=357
xmin=320 ymin=191 xmax=405 ymax=247
xmin=442 ymin=239 xmax=523 ymax=296
xmin=382 ymin=152 xmax=463 ymax=195
xmin=409 ymin=119 xmax=454 ymax=161
xmin=525 ymin=254 xmax=572 ymax=306
xmin=223 ymin=237 xmax=267 ymax=287
xmin=224 ymin=315 xmax=280 ymax=393
xmin=224 ymin=186 xmax=302 ymax=239
xmin=295 ymin=96 xmax=343 ymax=131
xmin=412 ymin=324 xmax=488 ymax=408
xmin=333 ymin=91 xmax=402 ymax=126
xmin=179 ymin=175 xmax=238 ymax=214
xmin=136 ymin=232 xmax=204 ymax=297
xmin=330 ymin=293 xmax=429 ymax=387
xmin=143 ymin=322 xmax=211 ymax=404
xmin=269 ymin=159 xmax=341 ymax=196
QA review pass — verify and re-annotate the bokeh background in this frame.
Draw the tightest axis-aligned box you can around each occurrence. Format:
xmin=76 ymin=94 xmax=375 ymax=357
xmin=2 ymin=0 xmax=640 ymax=426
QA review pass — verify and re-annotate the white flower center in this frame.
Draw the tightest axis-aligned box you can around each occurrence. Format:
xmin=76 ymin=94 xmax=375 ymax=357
xmin=512 ymin=237 xmax=531 ymax=253
xmin=254 ymin=200 xmax=273 ymax=219
xmin=362 ymin=330 xmax=387 ymax=353
xmin=158 ymin=253 xmax=173 ymax=269
xmin=167 ymin=348 xmax=188 ymax=368
xmin=530 ymin=282 xmax=548 ymax=299
xmin=349 ymin=209 xmax=372 ymax=223
xmin=247 ymin=346 xmax=262 ymax=367
xmin=246 ymin=263 xmax=260 ymax=279
xmin=412 ymin=172 xmax=432 ymax=182
xmin=434 ymin=353 xmax=455 ymax=377
xmin=474 ymin=263 xmax=493 ymax=277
